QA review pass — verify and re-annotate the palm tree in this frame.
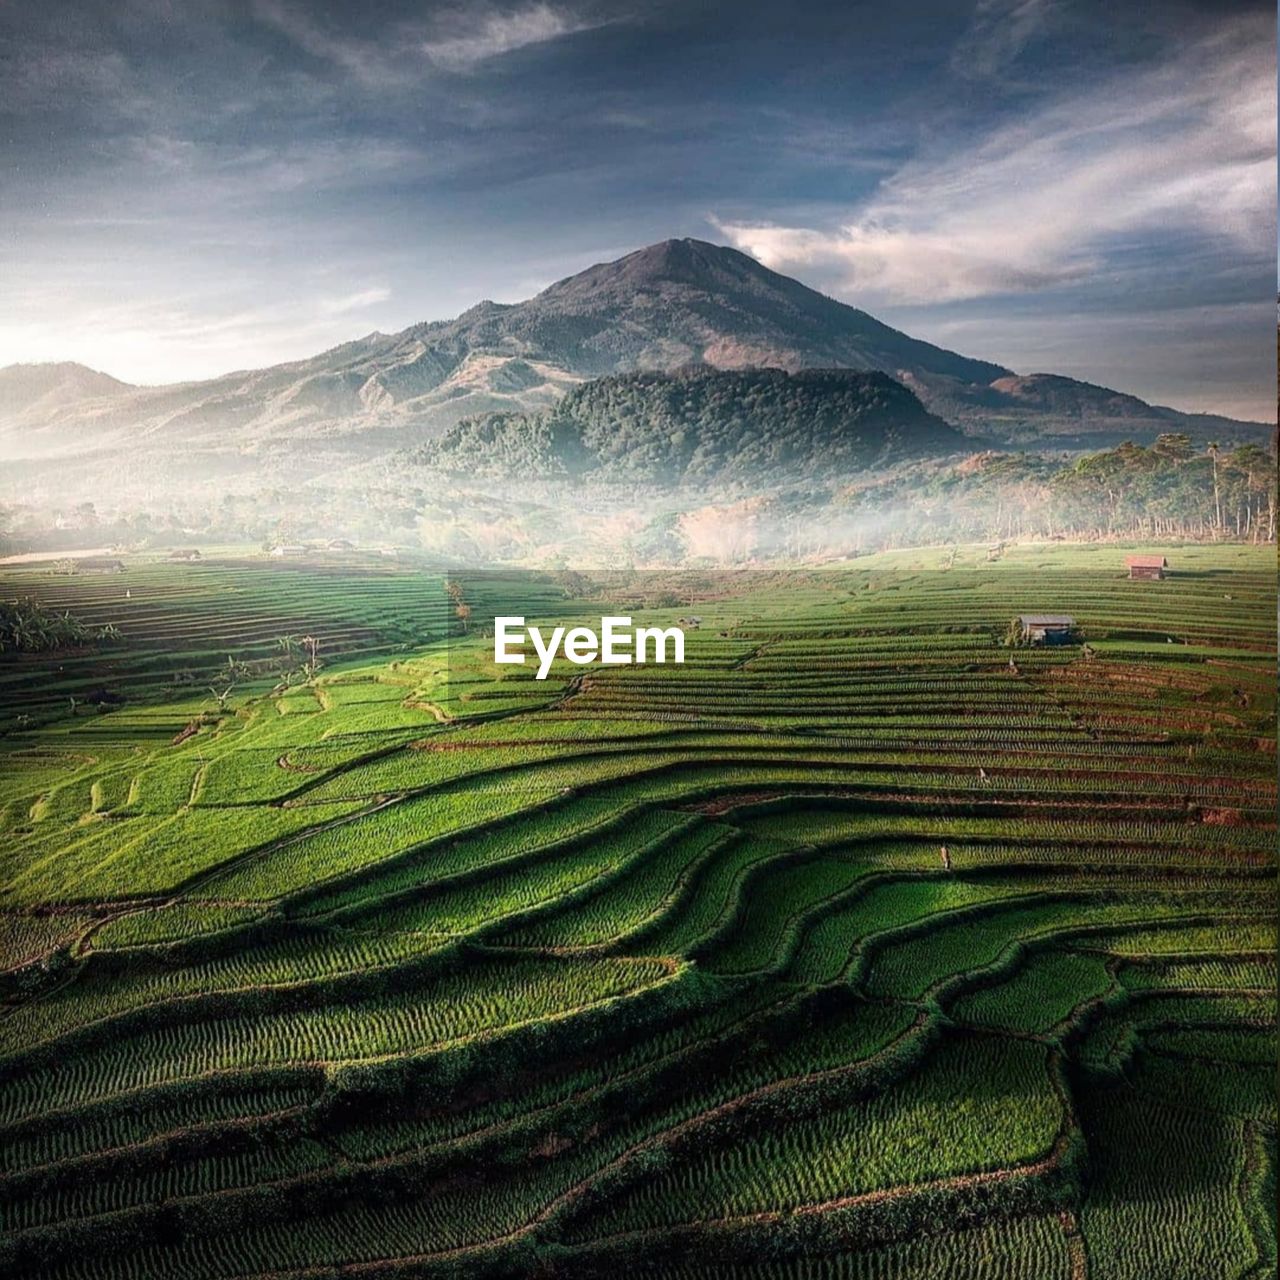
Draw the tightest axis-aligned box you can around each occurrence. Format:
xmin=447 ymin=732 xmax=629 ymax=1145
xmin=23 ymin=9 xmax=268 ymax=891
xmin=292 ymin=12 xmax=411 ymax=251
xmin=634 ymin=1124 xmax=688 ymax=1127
xmin=209 ymin=656 xmax=245 ymax=712
xmin=300 ymin=635 xmax=321 ymax=683
xmin=1207 ymin=441 xmax=1222 ymax=533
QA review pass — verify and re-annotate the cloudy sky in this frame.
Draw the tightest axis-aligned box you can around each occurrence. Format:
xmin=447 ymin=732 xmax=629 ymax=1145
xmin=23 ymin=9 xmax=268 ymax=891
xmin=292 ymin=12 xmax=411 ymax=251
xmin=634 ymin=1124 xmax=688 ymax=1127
xmin=1 ymin=0 xmax=1274 ymax=418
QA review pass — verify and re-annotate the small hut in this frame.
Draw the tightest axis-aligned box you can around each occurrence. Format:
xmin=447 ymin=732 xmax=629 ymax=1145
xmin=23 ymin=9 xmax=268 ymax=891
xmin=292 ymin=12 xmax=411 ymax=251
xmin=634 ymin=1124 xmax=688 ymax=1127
xmin=1126 ymin=555 xmax=1168 ymax=580
xmin=1018 ymin=614 xmax=1076 ymax=645
xmin=79 ymin=557 xmax=125 ymax=574
xmin=168 ymin=548 xmax=202 ymax=561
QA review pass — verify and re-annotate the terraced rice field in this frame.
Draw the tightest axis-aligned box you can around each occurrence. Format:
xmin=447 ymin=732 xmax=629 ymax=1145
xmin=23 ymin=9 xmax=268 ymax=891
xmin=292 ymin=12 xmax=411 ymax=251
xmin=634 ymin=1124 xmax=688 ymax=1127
xmin=0 ymin=543 xmax=1274 ymax=1278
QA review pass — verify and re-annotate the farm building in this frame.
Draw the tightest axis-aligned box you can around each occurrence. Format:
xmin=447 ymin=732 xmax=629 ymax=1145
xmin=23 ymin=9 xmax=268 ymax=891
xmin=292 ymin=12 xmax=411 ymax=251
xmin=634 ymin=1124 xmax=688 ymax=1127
xmin=269 ymin=544 xmax=308 ymax=558
xmin=326 ymin=538 xmax=356 ymax=551
xmin=78 ymin=557 xmax=125 ymax=574
xmin=1126 ymin=555 xmax=1168 ymax=580
xmin=168 ymin=548 xmax=202 ymax=561
xmin=1018 ymin=614 xmax=1076 ymax=645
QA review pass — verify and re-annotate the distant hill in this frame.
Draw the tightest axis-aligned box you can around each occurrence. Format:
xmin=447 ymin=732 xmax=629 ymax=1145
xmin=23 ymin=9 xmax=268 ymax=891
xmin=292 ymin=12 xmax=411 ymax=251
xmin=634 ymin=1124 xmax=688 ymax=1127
xmin=0 ymin=239 xmax=1267 ymax=490
xmin=0 ymin=363 xmax=133 ymax=422
xmin=417 ymin=366 xmax=965 ymax=485
xmin=923 ymin=371 xmax=1263 ymax=447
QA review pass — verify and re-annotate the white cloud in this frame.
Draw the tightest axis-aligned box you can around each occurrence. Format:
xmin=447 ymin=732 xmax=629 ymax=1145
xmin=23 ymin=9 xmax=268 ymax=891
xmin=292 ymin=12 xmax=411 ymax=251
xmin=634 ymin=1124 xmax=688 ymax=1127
xmin=251 ymin=1 xmax=401 ymax=88
xmin=0 ymin=281 xmax=396 ymax=385
xmin=950 ymin=0 xmax=1052 ymax=81
xmin=717 ymin=20 xmax=1275 ymax=307
xmin=421 ymin=4 xmax=601 ymax=71
xmin=319 ymin=287 xmax=392 ymax=316
xmin=252 ymin=2 xmax=601 ymax=83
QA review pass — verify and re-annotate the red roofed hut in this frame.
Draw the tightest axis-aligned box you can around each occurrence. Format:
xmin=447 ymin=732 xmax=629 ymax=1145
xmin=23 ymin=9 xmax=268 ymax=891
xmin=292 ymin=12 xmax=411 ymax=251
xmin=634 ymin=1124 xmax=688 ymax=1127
xmin=1126 ymin=555 xmax=1168 ymax=581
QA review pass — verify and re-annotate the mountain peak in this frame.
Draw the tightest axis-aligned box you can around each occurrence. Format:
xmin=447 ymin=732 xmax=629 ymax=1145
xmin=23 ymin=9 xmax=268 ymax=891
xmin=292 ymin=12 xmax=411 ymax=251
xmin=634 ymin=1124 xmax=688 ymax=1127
xmin=0 ymin=361 xmax=133 ymax=419
xmin=512 ymin=236 xmax=1009 ymax=384
xmin=535 ymin=236 xmax=779 ymax=305
xmin=0 ymin=359 xmax=126 ymax=380
xmin=617 ymin=236 xmax=758 ymax=278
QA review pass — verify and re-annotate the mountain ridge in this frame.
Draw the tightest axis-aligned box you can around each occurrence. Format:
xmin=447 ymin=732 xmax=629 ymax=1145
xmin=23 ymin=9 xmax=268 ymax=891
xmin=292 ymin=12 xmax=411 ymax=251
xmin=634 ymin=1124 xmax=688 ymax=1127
xmin=0 ymin=239 xmax=1267 ymax=480
xmin=0 ymin=362 xmax=135 ymax=421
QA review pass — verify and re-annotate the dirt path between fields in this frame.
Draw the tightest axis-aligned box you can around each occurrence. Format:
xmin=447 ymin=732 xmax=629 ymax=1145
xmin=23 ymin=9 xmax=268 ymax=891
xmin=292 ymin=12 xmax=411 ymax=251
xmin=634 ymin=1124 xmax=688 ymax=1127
xmin=1061 ymin=1208 xmax=1089 ymax=1280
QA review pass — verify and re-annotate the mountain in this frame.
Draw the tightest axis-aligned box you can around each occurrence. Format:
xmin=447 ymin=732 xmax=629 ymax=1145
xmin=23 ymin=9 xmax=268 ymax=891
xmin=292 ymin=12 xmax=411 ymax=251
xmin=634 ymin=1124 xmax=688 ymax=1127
xmin=417 ymin=366 xmax=965 ymax=485
xmin=0 ymin=363 xmax=133 ymax=422
xmin=921 ymin=371 xmax=1263 ymax=448
xmin=447 ymin=237 xmax=1007 ymax=384
xmin=0 ymin=239 xmax=1267 ymax=489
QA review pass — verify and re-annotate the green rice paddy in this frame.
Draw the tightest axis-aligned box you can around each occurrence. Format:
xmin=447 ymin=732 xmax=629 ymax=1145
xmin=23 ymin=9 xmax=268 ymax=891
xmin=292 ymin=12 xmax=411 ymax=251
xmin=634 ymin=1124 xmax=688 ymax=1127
xmin=0 ymin=543 xmax=1273 ymax=1278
